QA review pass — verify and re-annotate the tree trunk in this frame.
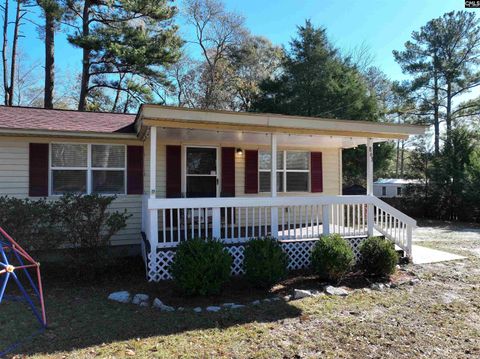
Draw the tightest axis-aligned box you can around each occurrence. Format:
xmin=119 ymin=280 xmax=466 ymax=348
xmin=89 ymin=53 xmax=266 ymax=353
xmin=44 ymin=12 xmax=55 ymax=109
xmin=433 ymin=73 xmax=440 ymax=155
xmin=445 ymin=81 xmax=452 ymax=146
xmin=111 ymin=73 xmax=124 ymax=112
xmin=8 ymin=0 xmax=21 ymax=106
xmin=395 ymin=139 xmax=400 ymax=177
xmin=2 ymin=0 xmax=8 ymax=105
xmin=78 ymin=0 xmax=91 ymax=111
xmin=400 ymin=140 xmax=405 ymax=177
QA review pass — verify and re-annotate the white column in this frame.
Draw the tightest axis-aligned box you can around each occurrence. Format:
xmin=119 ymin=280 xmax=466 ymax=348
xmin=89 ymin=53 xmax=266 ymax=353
xmin=270 ymin=133 xmax=277 ymax=196
xmin=147 ymin=127 xmax=158 ymax=274
xmin=270 ymin=133 xmax=278 ymax=237
xmin=366 ymin=138 xmax=373 ymax=196
xmin=150 ymin=126 xmax=157 ymax=198
xmin=366 ymin=138 xmax=374 ymax=236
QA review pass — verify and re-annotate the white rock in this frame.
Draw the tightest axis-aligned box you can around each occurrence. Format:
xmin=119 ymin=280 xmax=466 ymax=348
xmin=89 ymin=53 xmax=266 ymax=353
xmin=263 ymin=298 xmax=271 ymax=303
xmin=283 ymin=295 xmax=292 ymax=301
xmin=206 ymin=306 xmax=222 ymax=312
xmin=139 ymin=302 xmax=149 ymax=307
xmin=177 ymin=307 xmax=185 ymax=311
xmin=370 ymin=283 xmax=385 ymax=291
xmin=132 ymin=293 xmax=149 ymax=305
xmin=251 ymin=300 xmax=261 ymax=305
xmin=193 ymin=307 xmax=202 ymax=313
xmin=152 ymin=298 xmax=175 ymax=312
xmin=222 ymin=303 xmax=235 ymax=307
xmin=325 ymin=286 xmax=349 ymax=296
xmin=272 ymin=297 xmax=281 ymax=301
xmin=230 ymin=304 xmax=245 ymax=309
xmin=108 ymin=291 xmax=131 ymax=303
xmin=293 ymin=289 xmax=313 ymax=299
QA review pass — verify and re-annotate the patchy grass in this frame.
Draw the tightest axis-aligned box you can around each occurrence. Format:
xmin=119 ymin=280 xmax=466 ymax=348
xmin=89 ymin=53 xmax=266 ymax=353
xmin=2 ymin=222 xmax=480 ymax=358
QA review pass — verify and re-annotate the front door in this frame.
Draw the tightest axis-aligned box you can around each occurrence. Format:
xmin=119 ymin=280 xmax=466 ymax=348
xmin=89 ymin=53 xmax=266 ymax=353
xmin=186 ymin=146 xmax=218 ymax=198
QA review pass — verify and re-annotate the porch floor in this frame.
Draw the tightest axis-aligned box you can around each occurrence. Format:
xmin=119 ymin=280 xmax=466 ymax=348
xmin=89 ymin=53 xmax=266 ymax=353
xmin=411 ymin=244 xmax=465 ymax=265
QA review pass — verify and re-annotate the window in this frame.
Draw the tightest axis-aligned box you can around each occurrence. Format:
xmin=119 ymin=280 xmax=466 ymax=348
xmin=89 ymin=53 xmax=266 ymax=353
xmin=381 ymin=186 xmax=387 ymax=196
xmin=51 ymin=143 xmax=126 ymax=195
xmin=396 ymin=186 xmax=402 ymax=196
xmin=259 ymin=151 xmax=309 ymax=192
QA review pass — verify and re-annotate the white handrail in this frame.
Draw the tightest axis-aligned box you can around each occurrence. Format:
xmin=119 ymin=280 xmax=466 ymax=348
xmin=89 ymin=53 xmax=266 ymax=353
xmin=143 ymin=194 xmax=416 ymax=258
xmin=371 ymin=196 xmax=417 ymax=227
xmin=148 ymin=195 xmax=377 ymax=210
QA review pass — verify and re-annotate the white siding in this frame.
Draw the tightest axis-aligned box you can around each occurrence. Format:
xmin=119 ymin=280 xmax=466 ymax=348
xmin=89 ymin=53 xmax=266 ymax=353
xmin=0 ymin=136 xmax=144 ymax=246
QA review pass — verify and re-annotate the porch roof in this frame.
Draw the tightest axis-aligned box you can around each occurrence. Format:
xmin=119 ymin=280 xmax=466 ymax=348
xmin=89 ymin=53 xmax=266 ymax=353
xmin=136 ymin=105 xmax=427 ymax=144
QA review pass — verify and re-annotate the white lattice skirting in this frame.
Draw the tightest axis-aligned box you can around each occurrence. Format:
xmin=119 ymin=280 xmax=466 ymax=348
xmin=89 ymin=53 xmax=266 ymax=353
xmin=143 ymin=237 xmax=367 ymax=282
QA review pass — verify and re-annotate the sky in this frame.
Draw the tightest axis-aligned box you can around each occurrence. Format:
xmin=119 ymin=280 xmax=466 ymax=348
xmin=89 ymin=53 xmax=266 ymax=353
xmin=14 ymin=0 xmax=479 ymax=91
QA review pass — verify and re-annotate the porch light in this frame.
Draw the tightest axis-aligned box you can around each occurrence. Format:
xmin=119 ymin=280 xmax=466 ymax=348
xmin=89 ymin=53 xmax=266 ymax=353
xmin=236 ymin=148 xmax=243 ymax=156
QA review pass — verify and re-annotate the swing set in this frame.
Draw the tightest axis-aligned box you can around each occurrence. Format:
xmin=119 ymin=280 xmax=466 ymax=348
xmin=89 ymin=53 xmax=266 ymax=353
xmin=0 ymin=226 xmax=47 ymax=354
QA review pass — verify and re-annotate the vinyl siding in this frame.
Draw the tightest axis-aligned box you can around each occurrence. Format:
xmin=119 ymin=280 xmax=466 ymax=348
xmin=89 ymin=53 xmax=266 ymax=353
xmin=0 ymin=135 xmax=144 ymax=246
xmin=0 ymin=134 xmax=344 ymax=245
xmin=144 ymin=139 xmax=343 ymax=230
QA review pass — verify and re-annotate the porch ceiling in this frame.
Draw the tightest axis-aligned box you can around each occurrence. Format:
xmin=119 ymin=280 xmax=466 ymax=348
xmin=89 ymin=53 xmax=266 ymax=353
xmin=155 ymin=127 xmax=371 ymax=148
xmin=136 ymin=104 xmax=428 ymax=142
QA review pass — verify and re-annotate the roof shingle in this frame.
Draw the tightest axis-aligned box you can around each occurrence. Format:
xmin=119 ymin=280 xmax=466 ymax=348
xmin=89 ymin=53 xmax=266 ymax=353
xmin=0 ymin=106 xmax=136 ymax=134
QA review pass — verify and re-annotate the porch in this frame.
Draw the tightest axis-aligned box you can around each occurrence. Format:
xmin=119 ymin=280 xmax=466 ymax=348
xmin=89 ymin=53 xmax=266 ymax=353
xmin=136 ymin=106 xmax=425 ymax=281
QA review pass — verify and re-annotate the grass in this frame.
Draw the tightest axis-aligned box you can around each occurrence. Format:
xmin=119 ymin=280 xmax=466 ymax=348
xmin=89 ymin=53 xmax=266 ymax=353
xmin=2 ymin=222 xmax=480 ymax=358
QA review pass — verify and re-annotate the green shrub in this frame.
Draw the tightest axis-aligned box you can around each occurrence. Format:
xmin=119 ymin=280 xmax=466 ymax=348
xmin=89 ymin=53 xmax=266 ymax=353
xmin=0 ymin=194 xmax=131 ymax=279
xmin=170 ymin=238 xmax=232 ymax=296
xmin=311 ymin=234 xmax=354 ymax=282
xmin=244 ymin=237 xmax=288 ymax=288
xmin=0 ymin=196 xmax=59 ymax=251
xmin=359 ymin=236 xmax=398 ymax=277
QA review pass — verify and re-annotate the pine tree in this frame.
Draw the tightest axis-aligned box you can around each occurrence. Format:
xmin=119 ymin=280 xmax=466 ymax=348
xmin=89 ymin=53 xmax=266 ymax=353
xmin=252 ymin=20 xmax=378 ymax=120
xmin=64 ymin=0 xmax=183 ymax=111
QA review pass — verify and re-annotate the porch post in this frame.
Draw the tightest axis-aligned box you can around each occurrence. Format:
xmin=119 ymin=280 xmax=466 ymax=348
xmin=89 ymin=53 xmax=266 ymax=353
xmin=366 ymin=138 xmax=374 ymax=236
xmin=270 ymin=133 xmax=278 ymax=237
xmin=150 ymin=126 xmax=157 ymax=198
xmin=147 ymin=127 xmax=158 ymax=274
xmin=271 ymin=133 xmax=277 ymax=196
xmin=366 ymin=138 xmax=373 ymax=196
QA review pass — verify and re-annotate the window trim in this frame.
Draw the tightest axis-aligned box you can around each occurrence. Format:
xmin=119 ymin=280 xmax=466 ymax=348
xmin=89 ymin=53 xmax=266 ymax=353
xmin=258 ymin=150 xmax=310 ymax=193
xmin=49 ymin=142 xmax=127 ymax=196
xmin=381 ymin=186 xmax=387 ymax=196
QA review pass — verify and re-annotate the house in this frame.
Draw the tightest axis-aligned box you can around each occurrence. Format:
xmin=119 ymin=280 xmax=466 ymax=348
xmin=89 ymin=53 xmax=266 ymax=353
xmin=374 ymin=178 xmax=422 ymax=198
xmin=0 ymin=105 xmax=426 ymax=281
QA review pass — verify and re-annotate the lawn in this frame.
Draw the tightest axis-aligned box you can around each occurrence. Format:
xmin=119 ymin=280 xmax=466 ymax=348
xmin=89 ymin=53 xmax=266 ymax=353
xmin=1 ymin=221 xmax=480 ymax=358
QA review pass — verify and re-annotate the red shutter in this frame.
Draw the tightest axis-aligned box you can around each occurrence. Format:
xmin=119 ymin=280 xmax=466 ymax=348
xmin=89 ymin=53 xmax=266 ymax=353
xmin=166 ymin=145 xmax=182 ymax=198
xmin=29 ymin=143 xmax=49 ymax=197
xmin=244 ymin=149 xmax=258 ymax=194
xmin=311 ymin=152 xmax=323 ymax=193
xmin=221 ymin=147 xmax=235 ymax=197
xmin=127 ymin=146 xmax=144 ymax=195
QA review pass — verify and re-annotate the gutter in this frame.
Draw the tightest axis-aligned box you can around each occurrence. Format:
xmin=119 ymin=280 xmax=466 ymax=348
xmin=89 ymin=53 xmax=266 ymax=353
xmin=0 ymin=127 xmax=140 ymax=140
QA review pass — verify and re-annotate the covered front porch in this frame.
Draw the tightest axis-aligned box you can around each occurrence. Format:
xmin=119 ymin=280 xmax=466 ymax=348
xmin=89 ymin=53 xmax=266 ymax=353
xmin=136 ymin=106 xmax=425 ymax=281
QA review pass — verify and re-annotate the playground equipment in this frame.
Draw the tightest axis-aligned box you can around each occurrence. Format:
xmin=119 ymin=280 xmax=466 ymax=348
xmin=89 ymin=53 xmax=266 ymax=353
xmin=0 ymin=226 xmax=46 ymax=328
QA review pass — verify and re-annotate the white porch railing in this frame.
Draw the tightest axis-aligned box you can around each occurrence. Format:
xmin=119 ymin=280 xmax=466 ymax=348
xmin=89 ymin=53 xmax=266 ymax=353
xmin=142 ymin=195 xmax=416 ymax=257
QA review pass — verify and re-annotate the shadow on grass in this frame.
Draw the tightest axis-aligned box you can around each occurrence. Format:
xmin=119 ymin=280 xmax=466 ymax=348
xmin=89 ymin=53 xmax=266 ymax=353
xmin=0 ymin=258 xmax=303 ymax=356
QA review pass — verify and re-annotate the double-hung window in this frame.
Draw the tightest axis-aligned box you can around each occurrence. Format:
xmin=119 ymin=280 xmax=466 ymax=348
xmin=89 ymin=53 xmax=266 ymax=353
xmin=259 ymin=151 xmax=310 ymax=192
xmin=50 ymin=143 xmax=126 ymax=195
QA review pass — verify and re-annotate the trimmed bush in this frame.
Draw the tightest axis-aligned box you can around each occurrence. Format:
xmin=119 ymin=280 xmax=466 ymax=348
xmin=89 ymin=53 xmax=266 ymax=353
xmin=311 ymin=234 xmax=354 ymax=282
xmin=359 ymin=236 xmax=398 ymax=277
xmin=244 ymin=237 xmax=288 ymax=288
xmin=170 ymin=238 xmax=232 ymax=296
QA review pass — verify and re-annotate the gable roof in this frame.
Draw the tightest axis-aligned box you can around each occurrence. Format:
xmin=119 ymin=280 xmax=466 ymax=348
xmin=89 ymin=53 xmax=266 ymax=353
xmin=0 ymin=106 xmax=136 ymax=136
